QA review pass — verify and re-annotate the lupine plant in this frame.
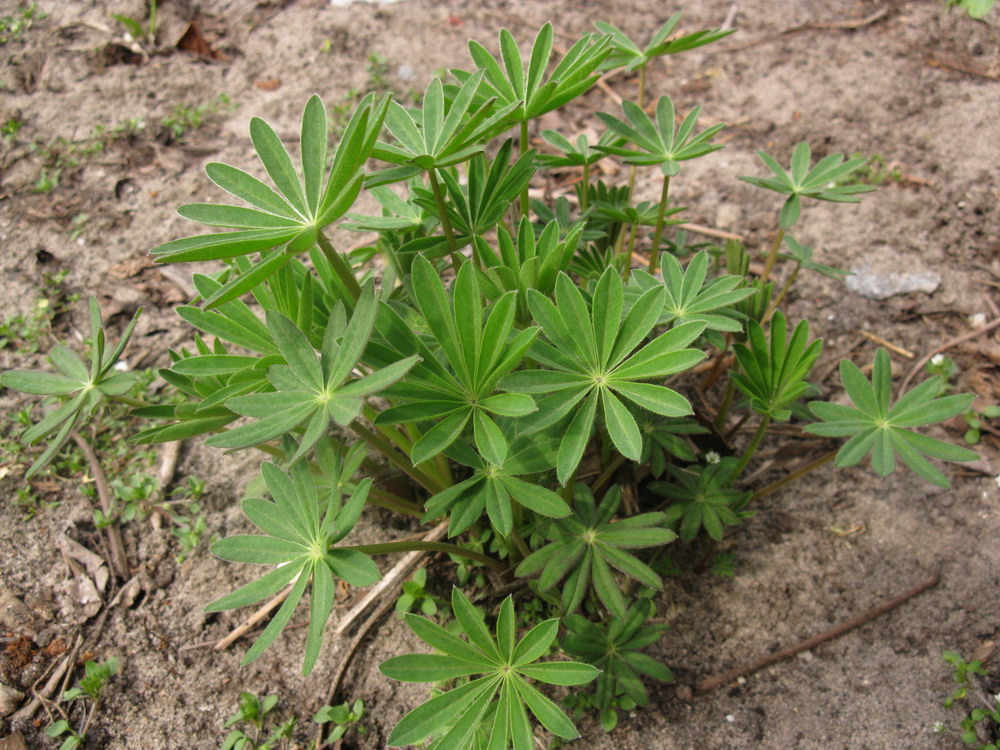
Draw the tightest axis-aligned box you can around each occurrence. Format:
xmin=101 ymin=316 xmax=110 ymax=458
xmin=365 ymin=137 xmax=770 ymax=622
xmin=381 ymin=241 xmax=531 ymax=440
xmin=2 ymin=14 xmax=980 ymax=748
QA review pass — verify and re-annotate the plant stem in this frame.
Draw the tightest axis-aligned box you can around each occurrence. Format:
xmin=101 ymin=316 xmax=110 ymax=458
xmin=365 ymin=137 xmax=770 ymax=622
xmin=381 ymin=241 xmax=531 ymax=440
xmin=345 ymin=540 xmax=507 ymax=572
xmin=317 ymin=233 xmax=361 ymax=303
xmin=733 ymin=415 xmax=771 ymax=478
xmin=590 ymin=453 xmax=626 ymax=497
xmin=349 ymin=421 xmax=444 ymax=494
xmin=366 ymin=486 xmax=424 ymax=518
xmin=764 ymin=265 xmax=800 ymax=323
xmin=750 ymin=450 xmax=836 ymax=501
xmin=760 ymin=225 xmax=785 ymax=283
xmin=713 ymin=379 xmax=736 ymax=433
xmin=427 ymin=169 xmax=462 ymax=269
xmin=624 ymin=64 xmax=647 ymax=201
xmin=580 ymin=160 xmax=590 ymax=212
xmin=71 ymin=431 xmax=129 ymax=578
xmin=519 ymin=119 xmax=531 ymax=218
xmin=648 ymin=174 xmax=671 ymax=275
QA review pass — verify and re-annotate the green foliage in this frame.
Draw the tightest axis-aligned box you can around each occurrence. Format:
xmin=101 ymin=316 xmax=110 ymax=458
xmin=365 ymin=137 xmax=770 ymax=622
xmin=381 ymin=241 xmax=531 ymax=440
xmin=595 ymin=14 xmax=734 ymax=72
xmin=380 ymin=587 xmax=599 ymax=748
xmin=516 ymin=485 xmax=674 ymax=617
xmin=222 ymin=692 xmax=296 ymax=750
xmin=314 ymin=698 xmax=366 ymax=744
xmin=939 ymin=651 xmax=1000 ymax=749
xmin=740 ymin=142 xmax=877 ymax=229
xmin=806 ymin=349 xmax=978 ymax=487
xmin=46 ymin=657 xmax=119 ymax=750
xmin=397 ymin=567 xmax=441 ymax=616
xmin=206 ymin=460 xmax=378 ymax=675
xmin=561 ymin=598 xmax=673 ymax=714
xmin=0 ymin=2 xmax=44 ymax=44
xmin=111 ymin=0 xmax=156 ymax=46
xmin=947 ymin=0 xmax=997 ymax=19
xmin=0 ymin=297 xmax=140 ymax=478
xmin=650 ymin=457 xmax=752 ymax=542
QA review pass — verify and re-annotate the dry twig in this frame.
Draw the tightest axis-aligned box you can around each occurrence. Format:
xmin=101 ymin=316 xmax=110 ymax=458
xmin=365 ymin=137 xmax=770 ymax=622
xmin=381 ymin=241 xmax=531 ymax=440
xmin=899 ymin=317 xmax=1000 ymax=394
xmin=71 ymin=432 xmax=129 ymax=579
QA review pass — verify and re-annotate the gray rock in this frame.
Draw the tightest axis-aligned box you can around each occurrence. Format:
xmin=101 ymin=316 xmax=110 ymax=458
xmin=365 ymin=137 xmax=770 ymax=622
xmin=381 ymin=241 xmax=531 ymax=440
xmin=846 ymin=264 xmax=941 ymax=300
xmin=0 ymin=683 xmax=24 ymax=717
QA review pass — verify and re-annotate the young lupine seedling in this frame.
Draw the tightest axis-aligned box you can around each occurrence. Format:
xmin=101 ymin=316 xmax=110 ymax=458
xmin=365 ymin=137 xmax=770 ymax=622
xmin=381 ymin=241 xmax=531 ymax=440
xmin=45 ymin=657 xmax=119 ymax=750
xmin=396 ymin=567 xmax=441 ymax=617
xmin=2 ymin=16 xmax=983 ymax=745
xmin=939 ymin=650 xmax=1000 ymax=749
xmin=313 ymin=698 xmax=366 ymax=745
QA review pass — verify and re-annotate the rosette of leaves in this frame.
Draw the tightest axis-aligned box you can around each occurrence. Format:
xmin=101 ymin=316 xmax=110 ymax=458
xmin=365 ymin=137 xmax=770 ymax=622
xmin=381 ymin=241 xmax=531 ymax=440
xmin=369 ymin=71 xmax=519 ymax=185
xmin=206 ymin=460 xmax=378 ymax=675
xmin=422 ymin=434 xmax=569 ymax=537
xmin=515 ymin=485 xmax=676 ymax=617
xmin=560 ymin=598 xmax=673 ymax=716
xmin=474 ymin=217 xmax=582 ymax=322
xmin=739 ymin=141 xmax=877 ymax=229
xmin=0 ymin=298 xmax=140 ymax=478
xmin=151 ymin=95 xmax=387 ymax=307
xmin=731 ymin=310 xmax=822 ymax=421
xmin=649 ymin=457 xmax=752 ymax=542
xmin=629 ymin=250 xmax=757 ymax=336
xmin=458 ymin=23 xmax=612 ymax=132
xmin=595 ymin=14 xmax=734 ymax=73
xmin=379 ymin=587 xmax=599 ymax=748
xmin=501 ymin=267 xmax=706 ymax=484
xmin=596 ymin=95 xmax=725 ymax=177
xmin=804 ymin=349 xmax=978 ymax=488
xmin=202 ymin=281 xmax=418 ymax=461
xmin=374 ymin=258 xmax=538 ymax=467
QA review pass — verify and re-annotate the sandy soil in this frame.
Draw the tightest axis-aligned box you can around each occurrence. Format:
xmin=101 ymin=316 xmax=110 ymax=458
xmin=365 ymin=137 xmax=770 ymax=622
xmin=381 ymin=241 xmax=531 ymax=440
xmin=1 ymin=0 xmax=999 ymax=748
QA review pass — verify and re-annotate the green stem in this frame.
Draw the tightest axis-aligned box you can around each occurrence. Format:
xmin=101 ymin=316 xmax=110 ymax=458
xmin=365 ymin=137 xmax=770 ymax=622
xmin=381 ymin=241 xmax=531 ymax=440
xmin=519 ymin=119 xmax=531 ymax=218
xmin=367 ymin=486 xmax=424 ymax=518
xmin=590 ymin=453 xmax=626 ymax=497
xmin=345 ymin=540 xmax=507 ymax=572
xmin=624 ymin=64 xmax=648 ymax=201
xmin=317 ymin=233 xmax=361 ymax=303
xmin=751 ymin=450 xmax=836 ymax=501
xmin=648 ymin=175 xmax=671 ymax=275
xmin=760 ymin=226 xmax=786 ymax=283
xmin=733 ymin=415 xmax=771 ymax=478
xmin=349 ymin=421 xmax=444 ymax=494
xmin=580 ymin=160 xmax=590 ymax=212
xmin=428 ymin=169 xmax=462 ymax=270
xmin=764 ymin=265 xmax=800 ymax=323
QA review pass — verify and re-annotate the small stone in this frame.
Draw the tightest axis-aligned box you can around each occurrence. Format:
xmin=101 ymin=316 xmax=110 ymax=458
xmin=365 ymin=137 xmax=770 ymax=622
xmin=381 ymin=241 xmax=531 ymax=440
xmin=0 ymin=683 xmax=25 ymax=717
xmin=846 ymin=264 xmax=941 ymax=300
xmin=0 ymin=587 xmax=35 ymax=636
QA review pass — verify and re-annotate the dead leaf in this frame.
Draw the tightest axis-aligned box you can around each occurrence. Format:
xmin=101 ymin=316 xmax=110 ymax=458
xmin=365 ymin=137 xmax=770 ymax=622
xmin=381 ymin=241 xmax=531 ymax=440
xmin=176 ymin=19 xmax=226 ymax=61
xmin=254 ymin=78 xmax=282 ymax=91
xmin=109 ymin=256 xmax=154 ymax=279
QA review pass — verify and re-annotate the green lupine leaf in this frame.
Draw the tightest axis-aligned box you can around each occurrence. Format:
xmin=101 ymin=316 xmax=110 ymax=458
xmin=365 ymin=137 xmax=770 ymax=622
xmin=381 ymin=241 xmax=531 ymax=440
xmin=380 ymin=654 xmax=486 ymax=682
xmin=602 ymin=389 xmax=642 ymax=461
xmin=211 ymin=535 xmax=308 ymax=564
xmin=204 ymin=562 xmax=302 ymax=613
xmin=0 ymin=370 xmax=84 ymax=395
xmin=511 ymin=677 xmax=579 ymax=739
xmin=386 ymin=676 xmax=497 ymax=747
xmin=326 ymin=548 xmax=380 ymax=587
xmin=512 ymin=619 xmax=559 ymax=666
xmin=241 ymin=571 xmax=309 ymax=666
xmin=557 ymin=388 xmax=599 ymax=484
xmin=517 ymin=662 xmax=600 ymax=686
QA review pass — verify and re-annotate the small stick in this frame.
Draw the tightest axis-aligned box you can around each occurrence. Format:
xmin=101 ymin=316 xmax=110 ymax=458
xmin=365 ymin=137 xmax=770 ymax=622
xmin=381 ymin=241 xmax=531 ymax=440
xmin=71 ymin=432 xmax=129 ymax=579
xmin=213 ymin=579 xmax=298 ymax=651
xmin=332 ymin=521 xmax=448 ymax=638
xmin=859 ymin=330 xmax=914 ymax=359
xmin=12 ymin=634 xmax=83 ymax=722
xmin=676 ymin=222 xmax=745 ymax=242
xmin=695 ymin=567 xmax=940 ymax=694
xmin=899 ymin=316 xmax=1000 ymax=394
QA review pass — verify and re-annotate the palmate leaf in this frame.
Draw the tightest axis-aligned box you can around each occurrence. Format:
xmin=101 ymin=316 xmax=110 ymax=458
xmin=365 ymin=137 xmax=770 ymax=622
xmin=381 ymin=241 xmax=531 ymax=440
xmin=595 ymin=14 xmax=734 ymax=72
xmin=739 ymin=142 xmax=877 ymax=229
xmin=151 ymin=94 xmax=388 ymax=306
xmin=0 ymin=298 xmax=141 ymax=478
xmin=422 ymin=434 xmax=568 ymax=537
xmin=805 ymin=349 xmax=978 ymax=488
xmin=515 ymin=485 xmax=676 ymax=618
xmin=500 ymin=267 xmax=706 ymax=484
xmin=380 ymin=588 xmax=598 ymax=749
xmin=454 ymin=23 xmax=612 ymax=126
xmin=374 ymin=258 xmax=538 ymax=466
xmin=204 ymin=281 xmax=418 ymax=460
xmin=595 ymin=95 xmax=724 ymax=176
xmin=649 ymin=457 xmax=751 ymax=542
xmin=731 ymin=310 xmax=822 ymax=421
xmin=206 ymin=461 xmax=378 ymax=675
xmin=560 ymin=599 xmax=673 ymax=710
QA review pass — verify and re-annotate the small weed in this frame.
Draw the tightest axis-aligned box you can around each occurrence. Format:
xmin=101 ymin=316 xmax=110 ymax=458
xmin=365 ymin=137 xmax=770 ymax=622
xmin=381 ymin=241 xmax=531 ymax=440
xmin=161 ymin=94 xmax=234 ymax=143
xmin=222 ymin=692 xmax=295 ymax=750
xmin=0 ymin=2 xmax=45 ymax=45
xmin=0 ymin=270 xmax=76 ymax=354
xmin=939 ymin=650 xmax=1000 ymax=748
xmin=2 ymin=116 xmax=24 ymax=140
xmin=313 ymin=698 xmax=366 ymax=745
xmin=395 ymin=567 xmax=441 ymax=616
xmin=45 ymin=656 xmax=118 ymax=750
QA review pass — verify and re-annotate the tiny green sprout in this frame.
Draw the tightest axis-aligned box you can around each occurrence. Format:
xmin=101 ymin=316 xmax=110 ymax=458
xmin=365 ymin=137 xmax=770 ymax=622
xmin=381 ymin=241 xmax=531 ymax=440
xmin=314 ymin=698 xmax=366 ymax=744
xmin=47 ymin=657 xmax=119 ymax=750
xmin=947 ymin=0 xmax=997 ymax=19
xmin=650 ymin=457 xmax=752 ymax=542
xmin=222 ymin=691 xmax=296 ymax=750
xmin=940 ymin=650 xmax=1000 ymax=749
xmin=397 ymin=567 xmax=441 ymax=617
